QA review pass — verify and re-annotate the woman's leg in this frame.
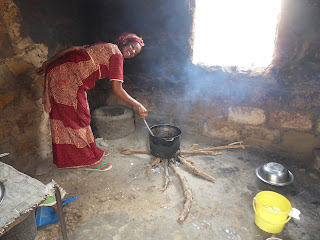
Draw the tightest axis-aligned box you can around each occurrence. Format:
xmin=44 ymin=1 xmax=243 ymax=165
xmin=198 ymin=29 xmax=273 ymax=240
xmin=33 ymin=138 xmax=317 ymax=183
xmin=49 ymin=92 xmax=107 ymax=169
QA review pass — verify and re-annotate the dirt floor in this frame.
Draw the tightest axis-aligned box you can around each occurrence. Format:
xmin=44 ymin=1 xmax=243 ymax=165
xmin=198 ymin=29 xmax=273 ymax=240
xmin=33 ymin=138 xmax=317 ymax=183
xmin=33 ymin=120 xmax=320 ymax=240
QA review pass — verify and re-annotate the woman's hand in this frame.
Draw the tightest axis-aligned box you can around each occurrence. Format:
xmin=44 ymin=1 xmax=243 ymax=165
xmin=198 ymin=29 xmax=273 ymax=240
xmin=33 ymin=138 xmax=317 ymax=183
xmin=138 ymin=104 xmax=148 ymax=119
xmin=35 ymin=61 xmax=49 ymax=75
xmin=111 ymin=81 xmax=149 ymax=118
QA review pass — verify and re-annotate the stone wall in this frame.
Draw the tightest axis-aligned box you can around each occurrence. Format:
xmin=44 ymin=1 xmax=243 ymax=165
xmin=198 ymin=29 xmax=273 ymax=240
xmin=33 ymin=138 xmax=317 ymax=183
xmin=0 ymin=0 xmax=50 ymax=173
xmin=1 ymin=0 xmax=320 ymax=172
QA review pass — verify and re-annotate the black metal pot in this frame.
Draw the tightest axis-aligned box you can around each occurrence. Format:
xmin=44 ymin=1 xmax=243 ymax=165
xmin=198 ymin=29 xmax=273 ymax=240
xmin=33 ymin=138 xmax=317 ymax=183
xmin=149 ymin=124 xmax=181 ymax=159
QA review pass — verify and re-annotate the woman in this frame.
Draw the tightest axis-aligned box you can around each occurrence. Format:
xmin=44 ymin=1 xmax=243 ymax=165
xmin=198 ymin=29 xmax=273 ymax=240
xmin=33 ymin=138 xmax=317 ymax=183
xmin=36 ymin=33 xmax=148 ymax=171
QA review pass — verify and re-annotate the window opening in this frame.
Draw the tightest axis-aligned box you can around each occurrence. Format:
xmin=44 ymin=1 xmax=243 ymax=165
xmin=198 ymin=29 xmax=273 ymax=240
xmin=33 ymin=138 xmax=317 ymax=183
xmin=192 ymin=0 xmax=282 ymax=70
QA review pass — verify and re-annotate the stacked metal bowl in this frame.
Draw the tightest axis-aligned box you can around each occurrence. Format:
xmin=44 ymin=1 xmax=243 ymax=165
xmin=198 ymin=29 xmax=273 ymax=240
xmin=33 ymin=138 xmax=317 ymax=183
xmin=256 ymin=162 xmax=294 ymax=186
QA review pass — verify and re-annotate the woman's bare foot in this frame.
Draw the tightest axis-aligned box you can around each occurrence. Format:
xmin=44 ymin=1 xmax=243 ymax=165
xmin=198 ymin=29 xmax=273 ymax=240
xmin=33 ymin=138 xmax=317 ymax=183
xmin=85 ymin=161 xmax=112 ymax=171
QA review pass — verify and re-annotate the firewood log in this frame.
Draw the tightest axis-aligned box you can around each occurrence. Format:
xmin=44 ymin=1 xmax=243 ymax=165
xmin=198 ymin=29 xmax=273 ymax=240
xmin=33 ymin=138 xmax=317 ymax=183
xmin=169 ymin=162 xmax=193 ymax=221
xmin=178 ymin=156 xmax=215 ymax=182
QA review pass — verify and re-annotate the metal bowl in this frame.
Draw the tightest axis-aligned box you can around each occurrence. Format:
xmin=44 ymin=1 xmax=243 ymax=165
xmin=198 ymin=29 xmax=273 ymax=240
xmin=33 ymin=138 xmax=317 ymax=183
xmin=256 ymin=162 xmax=294 ymax=186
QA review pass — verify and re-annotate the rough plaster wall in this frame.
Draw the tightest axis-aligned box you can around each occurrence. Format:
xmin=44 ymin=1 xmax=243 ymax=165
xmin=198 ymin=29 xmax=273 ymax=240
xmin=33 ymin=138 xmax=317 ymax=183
xmin=0 ymin=0 xmax=50 ymax=173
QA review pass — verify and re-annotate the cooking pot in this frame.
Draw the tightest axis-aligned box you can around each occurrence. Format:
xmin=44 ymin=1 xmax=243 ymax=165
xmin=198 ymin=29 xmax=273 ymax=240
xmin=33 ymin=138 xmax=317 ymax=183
xmin=149 ymin=124 xmax=181 ymax=159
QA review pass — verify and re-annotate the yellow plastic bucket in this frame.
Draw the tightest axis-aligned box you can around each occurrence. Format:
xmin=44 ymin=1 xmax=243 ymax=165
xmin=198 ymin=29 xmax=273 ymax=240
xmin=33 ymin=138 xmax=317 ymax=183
xmin=253 ymin=191 xmax=292 ymax=233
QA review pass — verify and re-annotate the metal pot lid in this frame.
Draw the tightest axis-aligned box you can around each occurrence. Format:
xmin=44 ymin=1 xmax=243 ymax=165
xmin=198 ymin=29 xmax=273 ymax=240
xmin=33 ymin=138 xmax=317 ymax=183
xmin=256 ymin=162 xmax=294 ymax=186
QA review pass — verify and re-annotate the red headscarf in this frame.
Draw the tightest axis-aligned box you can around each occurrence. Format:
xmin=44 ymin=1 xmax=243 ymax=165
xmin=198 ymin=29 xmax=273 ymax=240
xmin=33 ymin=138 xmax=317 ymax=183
xmin=115 ymin=32 xmax=145 ymax=47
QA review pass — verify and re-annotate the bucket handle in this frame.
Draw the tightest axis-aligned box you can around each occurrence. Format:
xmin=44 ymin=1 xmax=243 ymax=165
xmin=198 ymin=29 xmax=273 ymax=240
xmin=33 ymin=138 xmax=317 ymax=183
xmin=253 ymin=198 xmax=292 ymax=225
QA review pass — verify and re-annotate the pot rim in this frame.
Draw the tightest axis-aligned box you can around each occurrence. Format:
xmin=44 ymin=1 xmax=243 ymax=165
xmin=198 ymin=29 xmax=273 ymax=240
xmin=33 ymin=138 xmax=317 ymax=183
xmin=149 ymin=124 xmax=181 ymax=139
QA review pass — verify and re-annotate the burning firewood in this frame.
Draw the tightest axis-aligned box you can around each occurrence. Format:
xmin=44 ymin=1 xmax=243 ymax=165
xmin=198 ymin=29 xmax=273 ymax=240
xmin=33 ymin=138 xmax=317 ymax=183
xmin=185 ymin=158 xmax=194 ymax=166
xmin=178 ymin=155 xmax=215 ymax=182
xmin=161 ymin=159 xmax=171 ymax=191
xmin=119 ymin=142 xmax=245 ymax=221
xmin=145 ymin=157 xmax=161 ymax=177
xmin=169 ymin=162 xmax=193 ymax=221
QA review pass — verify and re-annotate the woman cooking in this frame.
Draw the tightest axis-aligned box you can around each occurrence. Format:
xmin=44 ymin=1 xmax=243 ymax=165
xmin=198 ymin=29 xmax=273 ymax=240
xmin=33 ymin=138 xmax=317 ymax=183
xmin=36 ymin=32 xmax=148 ymax=171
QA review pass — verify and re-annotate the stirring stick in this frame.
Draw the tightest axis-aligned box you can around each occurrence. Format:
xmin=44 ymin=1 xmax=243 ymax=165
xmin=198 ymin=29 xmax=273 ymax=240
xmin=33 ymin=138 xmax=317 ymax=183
xmin=143 ymin=119 xmax=154 ymax=136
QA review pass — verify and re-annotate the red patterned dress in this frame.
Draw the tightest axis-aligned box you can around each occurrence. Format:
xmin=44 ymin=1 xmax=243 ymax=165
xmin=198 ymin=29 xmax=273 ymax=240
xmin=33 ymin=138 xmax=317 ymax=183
xmin=43 ymin=43 xmax=124 ymax=168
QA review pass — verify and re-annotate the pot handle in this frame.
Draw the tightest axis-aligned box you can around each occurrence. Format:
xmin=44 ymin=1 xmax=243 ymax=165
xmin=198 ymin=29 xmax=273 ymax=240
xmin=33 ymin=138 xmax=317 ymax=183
xmin=165 ymin=138 xmax=175 ymax=142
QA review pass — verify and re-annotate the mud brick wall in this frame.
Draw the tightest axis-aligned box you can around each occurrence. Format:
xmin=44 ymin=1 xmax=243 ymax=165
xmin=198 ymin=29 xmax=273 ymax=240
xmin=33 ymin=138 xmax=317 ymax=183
xmin=0 ymin=0 xmax=320 ymax=173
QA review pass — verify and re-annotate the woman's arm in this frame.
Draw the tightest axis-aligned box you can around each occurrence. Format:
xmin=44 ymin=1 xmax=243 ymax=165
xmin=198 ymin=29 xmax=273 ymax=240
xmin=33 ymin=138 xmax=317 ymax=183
xmin=35 ymin=46 xmax=84 ymax=75
xmin=112 ymin=81 xmax=148 ymax=119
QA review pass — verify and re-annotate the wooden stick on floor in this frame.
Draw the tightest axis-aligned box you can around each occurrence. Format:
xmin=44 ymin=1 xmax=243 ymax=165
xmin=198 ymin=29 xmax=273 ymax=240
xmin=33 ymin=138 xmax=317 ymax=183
xmin=169 ymin=162 xmax=193 ymax=221
xmin=119 ymin=143 xmax=246 ymax=156
xmin=181 ymin=150 xmax=222 ymax=155
xmin=178 ymin=155 xmax=215 ymax=182
xmin=192 ymin=144 xmax=247 ymax=152
xmin=188 ymin=144 xmax=199 ymax=151
xmin=161 ymin=159 xmax=171 ymax=191
xmin=119 ymin=148 xmax=150 ymax=155
xmin=145 ymin=157 xmax=161 ymax=177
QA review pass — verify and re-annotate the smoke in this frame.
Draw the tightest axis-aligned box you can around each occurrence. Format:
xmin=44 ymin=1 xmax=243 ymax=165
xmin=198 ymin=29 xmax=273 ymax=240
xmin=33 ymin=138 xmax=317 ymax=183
xmin=102 ymin=0 xmax=276 ymax=106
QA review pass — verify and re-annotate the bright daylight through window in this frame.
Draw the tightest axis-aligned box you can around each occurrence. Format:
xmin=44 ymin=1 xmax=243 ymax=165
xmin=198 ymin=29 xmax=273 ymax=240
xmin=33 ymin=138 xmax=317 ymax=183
xmin=192 ymin=0 xmax=282 ymax=69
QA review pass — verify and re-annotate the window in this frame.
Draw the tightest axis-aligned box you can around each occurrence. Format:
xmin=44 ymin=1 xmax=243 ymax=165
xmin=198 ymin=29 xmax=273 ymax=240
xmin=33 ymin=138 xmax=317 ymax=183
xmin=192 ymin=0 xmax=282 ymax=70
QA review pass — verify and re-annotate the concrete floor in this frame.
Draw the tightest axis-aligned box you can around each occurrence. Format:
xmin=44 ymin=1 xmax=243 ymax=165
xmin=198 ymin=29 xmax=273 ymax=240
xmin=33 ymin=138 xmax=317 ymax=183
xmin=36 ymin=120 xmax=320 ymax=240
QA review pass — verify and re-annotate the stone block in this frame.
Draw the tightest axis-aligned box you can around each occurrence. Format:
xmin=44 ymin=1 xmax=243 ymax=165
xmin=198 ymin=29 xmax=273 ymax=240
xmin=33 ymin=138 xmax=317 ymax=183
xmin=228 ymin=106 xmax=266 ymax=125
xmin=280 ymin=130 xmax=320 ymax=166
xmin=289 ymin=94 xmax=312 ymax=109
xmin=266 ymin=93 xmax=288 ymax=109
xmin=20 ymin=42 xmax=48 ymax=67
xmin=203 ymin=119 xmax=240 ymax=141
xmin=269 ymin=111 xmax=312 ymax=130
xmin=4 ymin=57 xmax=33 ymax=76
xmin=241 ymin=126 xmax=280 ymax=143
